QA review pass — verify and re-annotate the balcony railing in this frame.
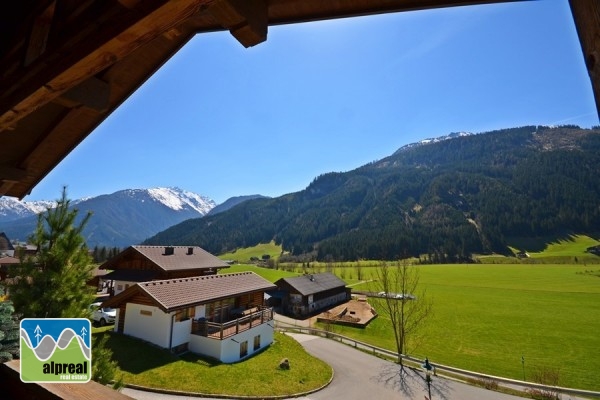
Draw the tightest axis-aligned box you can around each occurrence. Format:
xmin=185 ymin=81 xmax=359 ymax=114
xmin=192 ymin=306 xmax=273 ymax=340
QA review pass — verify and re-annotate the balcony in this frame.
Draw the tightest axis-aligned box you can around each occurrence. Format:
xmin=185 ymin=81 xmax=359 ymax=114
xmin=192 ymin=306 xmax=273 ymax=340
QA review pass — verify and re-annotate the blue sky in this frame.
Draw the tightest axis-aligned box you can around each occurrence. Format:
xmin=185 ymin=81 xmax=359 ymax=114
xmin=27 ymin=0 xmax=599 ymax=204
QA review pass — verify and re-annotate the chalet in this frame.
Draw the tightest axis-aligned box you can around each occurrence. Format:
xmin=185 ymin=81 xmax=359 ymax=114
xmin=99 ymin=245 xmax=229 ymax=296
xmin=0 ymin=233 xmax=18 ymax=281
xmin=0 ymin=232 xmax=15 ymax=257
xmin=271 ymin=273 xmax=350 ymax=317
xmin=101 ymin=272 xmax=276 ymax=363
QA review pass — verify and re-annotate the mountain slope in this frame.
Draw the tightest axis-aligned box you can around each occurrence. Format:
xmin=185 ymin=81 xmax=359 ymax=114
xmin=1 ymin=187 xmax=215 ymax=247
xmin=144 ymin=126 xmax=600 ymax=261
xmin=206 ymin=195 xmax=269 ymax=216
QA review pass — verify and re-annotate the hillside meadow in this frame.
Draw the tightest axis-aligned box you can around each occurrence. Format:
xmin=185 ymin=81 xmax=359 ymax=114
xmin=218 ymin=239 xmax=600 ymax=391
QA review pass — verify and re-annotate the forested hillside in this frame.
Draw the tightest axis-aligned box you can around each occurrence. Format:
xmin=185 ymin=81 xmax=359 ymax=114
xmin=144 ymin=126 xmax=600 ymax=261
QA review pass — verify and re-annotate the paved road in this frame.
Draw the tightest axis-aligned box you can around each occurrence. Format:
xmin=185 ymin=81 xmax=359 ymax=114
xmin=123 ymin=332 xmax=538 ymax=400
xmin=289 ymin=333 xmax=525 ymax=400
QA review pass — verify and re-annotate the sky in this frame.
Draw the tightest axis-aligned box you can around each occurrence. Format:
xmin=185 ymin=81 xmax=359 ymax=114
xmin=26 ymin=0 xmax=599 ymax=204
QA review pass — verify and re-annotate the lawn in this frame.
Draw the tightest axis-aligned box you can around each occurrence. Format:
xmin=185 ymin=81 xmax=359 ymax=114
xmin=223 ymin=263 xmax=300 ymax=282
xmin=219 ymin=241 xmax=283 ymax=263
xmin=321 ymin=264 xmax=600 ymax=391
xmin=99 ymin=331 xmax=331 ymax=397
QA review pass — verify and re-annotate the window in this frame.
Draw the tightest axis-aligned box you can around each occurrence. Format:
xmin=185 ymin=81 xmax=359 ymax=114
xmin=253 ymin=335 xmax=260 ymax=351
xmin=175 ymin=306 xmax=195 ymax=322
xmin=117 ymin=284 xmax=123 ymax=291
xmin=140 ymin=310 xmax=152 ymax=316
xmin=240 ymin=340 xmax=248 ymax=358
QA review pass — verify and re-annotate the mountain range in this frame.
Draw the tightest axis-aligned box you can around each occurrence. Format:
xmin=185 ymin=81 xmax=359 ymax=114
xmin=0 ymin=187 xmax=216 ymax=248
xmin=143 ymin=125 xmax=600 ymax=261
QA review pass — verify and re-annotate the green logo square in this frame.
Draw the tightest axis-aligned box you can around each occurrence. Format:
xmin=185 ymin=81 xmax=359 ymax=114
xmin=20 ymin=318 xmax=91 ymax=383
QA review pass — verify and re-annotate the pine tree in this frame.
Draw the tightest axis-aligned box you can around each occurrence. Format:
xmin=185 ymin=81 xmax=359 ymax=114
xmin=9 ymin=187 xmax=96 ymax=318
xmin=8 ymin=187 xmax=120 ymax=386
xmin=0 ymin=300 xmax=20 ymax=362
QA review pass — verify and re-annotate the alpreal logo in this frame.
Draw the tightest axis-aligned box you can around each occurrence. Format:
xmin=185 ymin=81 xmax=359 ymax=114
xmin=20 ymin=318 xmax=91 ymax=383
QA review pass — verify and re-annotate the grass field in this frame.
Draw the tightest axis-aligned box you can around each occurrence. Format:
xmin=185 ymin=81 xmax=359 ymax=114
xmin=224 ymin=263 xmax=300 ymax=281
xmin=325 ymin=264 xmax=600 ymax=391
xmin=215 ymin=239 xmax=600 ymax=391
xmin=219 ymin=241 xmax=282 ymax=263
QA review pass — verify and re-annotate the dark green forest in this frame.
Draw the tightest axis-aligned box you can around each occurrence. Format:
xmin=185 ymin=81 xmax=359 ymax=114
xmin=144 ymin=126 xmax=600 ymax=261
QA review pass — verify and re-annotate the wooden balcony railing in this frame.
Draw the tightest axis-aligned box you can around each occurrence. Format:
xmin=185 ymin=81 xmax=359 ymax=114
xmin=192 ymin=306 xmax=273 ymax=340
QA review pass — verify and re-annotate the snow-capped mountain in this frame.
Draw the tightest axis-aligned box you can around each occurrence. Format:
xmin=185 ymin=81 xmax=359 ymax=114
xmin=122 ymin=187 xmax=215 ymax=215
xmin=0 ymin=198 xmax=56 ymax=222
xmin=395 ymin=131 xmax=474 ymax=153
xmin=0 ymin=187 xmax=216 ymax=248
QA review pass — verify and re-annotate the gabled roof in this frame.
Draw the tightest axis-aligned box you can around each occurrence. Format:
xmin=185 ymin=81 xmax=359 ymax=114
xmin=99 ymin=245 xmax=229 ymax=272
xmin=102 ymin=272 xmax=276 ymax=312
xmin=0 ymin=232 xmax=15 ymax=252
xmin=276 ymin=273 xmax=346 ymax=296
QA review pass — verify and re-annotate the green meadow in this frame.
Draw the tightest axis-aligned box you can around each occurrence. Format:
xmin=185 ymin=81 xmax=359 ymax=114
xmin=220 ymin=237 xmax=600 ymax=391
xmin=341 ymin=264 xmax=600 ymax=391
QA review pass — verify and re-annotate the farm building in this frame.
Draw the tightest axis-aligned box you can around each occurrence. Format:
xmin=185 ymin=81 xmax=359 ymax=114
xmin=271 ymin=273 xmax=350 ymax=317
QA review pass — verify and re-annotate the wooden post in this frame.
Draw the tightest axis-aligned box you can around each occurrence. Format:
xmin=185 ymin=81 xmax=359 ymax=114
xmin=569 ymin=0 xmax=600 ymax=119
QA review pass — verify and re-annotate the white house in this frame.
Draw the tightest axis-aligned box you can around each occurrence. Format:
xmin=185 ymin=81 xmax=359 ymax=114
xmin=101 ymin=271 xmax=277 ymax=363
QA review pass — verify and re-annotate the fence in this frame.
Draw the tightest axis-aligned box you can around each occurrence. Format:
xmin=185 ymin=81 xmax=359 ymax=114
xmin=275 ymin=324 xmax=600 ymax=399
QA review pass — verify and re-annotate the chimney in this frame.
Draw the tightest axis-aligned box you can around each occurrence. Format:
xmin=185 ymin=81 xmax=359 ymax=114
xmin=187 ymin=247 xmax=194 ymax=255
xmin=164 ymin=246 xmax=174 ymax=255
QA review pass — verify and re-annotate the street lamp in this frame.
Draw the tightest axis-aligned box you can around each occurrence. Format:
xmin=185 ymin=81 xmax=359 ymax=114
xmin=422 ymin=357 xmax=433 ymax=400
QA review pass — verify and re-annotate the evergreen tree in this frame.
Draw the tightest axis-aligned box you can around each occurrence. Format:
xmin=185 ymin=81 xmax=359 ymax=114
xmin=8 ymin=187 xmax=120 ymax=386
xmin=10 ymin=187 xmax=95 ymax=318
xmin=0 ymin=300 xmax=20 ymax=362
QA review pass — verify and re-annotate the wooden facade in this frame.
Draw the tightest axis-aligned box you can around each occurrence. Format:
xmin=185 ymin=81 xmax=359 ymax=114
xmin=99 ymin=245 xmax=229 ymax=296
xmin=273 ymin=273 xmax=350 ymax=317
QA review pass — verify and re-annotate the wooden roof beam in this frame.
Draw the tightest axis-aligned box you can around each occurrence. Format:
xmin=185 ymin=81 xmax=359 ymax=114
xmin=569 ymin=0 xmax=600 ymax=119
xmin=0 ymin=0 xmax=207 ymax=131
xmin=0 ymin=165 xmax=28 ymax=183
xmin=54 ymin=75 xmax=111 ymax=112
xmin=206 ymin=0 xmax=268 ymax=48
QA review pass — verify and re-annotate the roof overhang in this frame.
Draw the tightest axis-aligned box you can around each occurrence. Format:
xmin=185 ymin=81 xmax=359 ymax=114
xmin=1 ymin=0 xmax=598 ymax=199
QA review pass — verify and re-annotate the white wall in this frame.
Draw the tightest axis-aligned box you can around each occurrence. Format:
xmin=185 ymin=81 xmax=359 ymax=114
xmin=220 ymin=323 xmax=274 ymax=363
xmin=171 ymin=318 xmax=192 ymax=348
xmin=188 ymin=323 xmax=274 ymax=363
xmin=189 ymin=335 xmax=223 ymax=360
xmin=195 ymin=304 xmax=206 ymax=318
xmin=124 ymin=303 xmax=172 ymax=348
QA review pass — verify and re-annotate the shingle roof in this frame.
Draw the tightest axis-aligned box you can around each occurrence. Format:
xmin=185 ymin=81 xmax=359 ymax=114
xmin=277 ymin=273 xmax=347 ymax=296
xmin=100 ymin=245 xmax=230 ymax=272
xmin=103 ymin=272 xmax=276 ymax=312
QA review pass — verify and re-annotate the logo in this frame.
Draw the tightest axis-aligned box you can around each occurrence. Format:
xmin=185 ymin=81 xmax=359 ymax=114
xmin=20 ymin=318 xmax=91 ymax=383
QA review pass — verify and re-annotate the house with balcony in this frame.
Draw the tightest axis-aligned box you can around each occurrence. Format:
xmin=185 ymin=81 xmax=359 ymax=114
xmin=101 ymin=271 xmax=276 ymax=363
xmin=99 ymin=245 xmax=230 ymax=296
xmin=271 ymin=273 xmax=350 ymax=317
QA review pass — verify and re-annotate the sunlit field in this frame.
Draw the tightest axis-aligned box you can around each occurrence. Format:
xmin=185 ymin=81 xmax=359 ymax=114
xmin=326 ymin=264 xmax=600 ymax=391
xmin=221 ymin=239 xmax=600 ymax=390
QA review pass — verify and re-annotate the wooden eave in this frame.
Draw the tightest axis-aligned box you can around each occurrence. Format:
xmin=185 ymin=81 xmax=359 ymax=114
xmin=1 ymin=0 xmax=598 ymax=199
